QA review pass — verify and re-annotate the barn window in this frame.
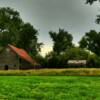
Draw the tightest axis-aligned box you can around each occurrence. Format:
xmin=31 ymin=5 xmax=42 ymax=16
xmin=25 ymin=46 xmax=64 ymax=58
xmin=4 ymin=65 xmax=9 ymax=70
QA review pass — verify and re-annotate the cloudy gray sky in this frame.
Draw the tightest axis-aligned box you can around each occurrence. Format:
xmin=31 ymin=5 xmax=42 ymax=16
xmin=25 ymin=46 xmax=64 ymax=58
xmin=0 ymin=0 xmax=100 ymax=56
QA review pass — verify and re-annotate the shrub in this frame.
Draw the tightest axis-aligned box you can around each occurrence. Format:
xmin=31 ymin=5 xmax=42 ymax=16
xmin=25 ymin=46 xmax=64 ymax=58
xmin=87 ymin=54 xmax=100 ymax=68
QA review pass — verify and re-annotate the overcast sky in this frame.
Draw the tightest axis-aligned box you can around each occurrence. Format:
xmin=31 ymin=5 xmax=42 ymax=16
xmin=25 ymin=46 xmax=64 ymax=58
xmin=0 ymin=0 xmax=100 ymax=56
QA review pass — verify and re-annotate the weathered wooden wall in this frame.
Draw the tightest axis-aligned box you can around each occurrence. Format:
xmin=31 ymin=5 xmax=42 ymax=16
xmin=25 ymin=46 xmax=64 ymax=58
xmin=0 ymin=48 xmax=19 ymax=70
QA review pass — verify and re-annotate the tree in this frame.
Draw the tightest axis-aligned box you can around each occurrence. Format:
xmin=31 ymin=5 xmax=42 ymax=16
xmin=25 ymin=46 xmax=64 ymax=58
xmin=45 ymin=51 xmax=68 ymax=68
xmin=17 ymin=23 xmax=43 ymax=55
xmin=0 ymin=7 xmax=42 ymax=56
xmin=45 ymin=47 xmax=89 ymax=68
xmin=79 ymin=30 xmax=100 ymax=56
xmin=0 ymin=7 xmax=22 ymax=46
xmin=87 ymin=53 xmax=99 ymax=67
xmin=86 ymin=0 xmax=100 ymax=5
xmin=86 ymin=0 xmax=100 ymax=24
xmin=49 ymin=28 xmax=73 ymax=55
xmin=65 ymin=47 xmax=89 ymax=60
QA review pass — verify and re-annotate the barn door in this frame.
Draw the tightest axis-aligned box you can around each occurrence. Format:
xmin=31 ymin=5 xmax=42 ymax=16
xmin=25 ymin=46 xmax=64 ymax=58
xmin=4 ymin=65 xmax=9 ymax=70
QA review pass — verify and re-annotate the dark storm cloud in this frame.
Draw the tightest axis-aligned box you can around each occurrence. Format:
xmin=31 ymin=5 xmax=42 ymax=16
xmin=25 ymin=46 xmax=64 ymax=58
xmin=0 ymin=0 xmax=100 ymax=54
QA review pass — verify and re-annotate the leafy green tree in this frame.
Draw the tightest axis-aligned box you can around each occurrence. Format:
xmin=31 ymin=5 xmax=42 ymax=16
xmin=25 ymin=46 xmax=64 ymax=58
xmin=17 ymin=23 xmax=43 ymax=55
xmin=45 ymin=47 xmax=90 ymax=68
xmin=45 ymin=51 xmax=68 ymax=68
xmin=79 ymin=30 xmax=100 ymax=56
xmin=86 ymin=53 xmax=100 ymax=67
xmin=86 ymin=0 xmax=100 ymax=5
xmin=0 ymin=7 xmax=22 ymax=46
xmin=65 ymin=47 xmax=89 ymax=60
xmin=86 ymin=0 xmax=100 ymax=24
xmin=0 ymin=7 xmax=42 ymax=56
xmin=49 ymin=28 xmax=73 ymax=55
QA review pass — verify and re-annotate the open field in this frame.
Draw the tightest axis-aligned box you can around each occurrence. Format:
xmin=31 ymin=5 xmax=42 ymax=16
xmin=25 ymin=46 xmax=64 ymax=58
xmin=0 ymin=68 xmax=100 ymax=76
xmin=0 ymin=76 xmax=99 ymax=100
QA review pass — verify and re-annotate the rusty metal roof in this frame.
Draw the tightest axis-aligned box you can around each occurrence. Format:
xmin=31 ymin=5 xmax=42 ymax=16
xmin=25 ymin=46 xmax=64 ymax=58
xmin=8 ymin=44 xmax=37 ymax=65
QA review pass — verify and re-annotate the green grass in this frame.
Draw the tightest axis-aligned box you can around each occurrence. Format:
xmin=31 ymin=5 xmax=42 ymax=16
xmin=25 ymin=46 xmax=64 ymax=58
xmin=0 ymin=76 xmax=100 ymax=100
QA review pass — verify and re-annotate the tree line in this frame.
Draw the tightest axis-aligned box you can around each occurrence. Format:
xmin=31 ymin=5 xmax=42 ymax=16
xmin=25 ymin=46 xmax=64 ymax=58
xmin=0 ymin=6 xmax=100 ymax=68
xmin=39 ymin=0 xmax=100 ymax=68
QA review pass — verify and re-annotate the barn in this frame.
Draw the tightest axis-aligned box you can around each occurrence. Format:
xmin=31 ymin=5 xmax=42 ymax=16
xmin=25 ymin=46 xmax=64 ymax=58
xmin=0 ymin=44 xmax=37 ymax=70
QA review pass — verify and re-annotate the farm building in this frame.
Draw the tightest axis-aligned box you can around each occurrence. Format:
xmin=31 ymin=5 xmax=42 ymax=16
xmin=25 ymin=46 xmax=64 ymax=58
xmin=68 ymin=60 xmax=87 ymax=67
xmin=0 ymin=44 xmax=37 ymax=70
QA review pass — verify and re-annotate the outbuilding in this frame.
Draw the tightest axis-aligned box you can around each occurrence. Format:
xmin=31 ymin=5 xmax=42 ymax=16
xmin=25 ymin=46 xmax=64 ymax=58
xmin=68 ymin=60 xmax=87 ymax=67
xmin=0 ymin=44 xmax=37 ymax=70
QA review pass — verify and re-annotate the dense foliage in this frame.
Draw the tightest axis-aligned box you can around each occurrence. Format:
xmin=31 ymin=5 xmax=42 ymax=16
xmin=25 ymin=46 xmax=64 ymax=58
xmin=49 ymin=29 xmax=73 ymax=55
xmin=86 ymin=0 xmax=100 ymax=5
xmin=0 ymin=7 xmax=100 ymax=68
xmin=44 ymin=47 xmax=92 ymax=68
xmin=86 ymin=0 xmax=100 ymax=24
xmin=79 ymin=30 xmax=100 ymax=56
xmin=0 ymin=7 xmax=42 ymax=56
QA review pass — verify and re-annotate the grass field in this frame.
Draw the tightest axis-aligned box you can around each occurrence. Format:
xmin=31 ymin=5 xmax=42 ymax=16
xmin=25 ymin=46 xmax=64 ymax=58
xmin=0 ymin=76 xmax=100 ymax=100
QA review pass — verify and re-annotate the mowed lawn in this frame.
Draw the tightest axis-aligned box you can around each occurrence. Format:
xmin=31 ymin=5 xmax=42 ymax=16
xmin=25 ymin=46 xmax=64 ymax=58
xmin=0 ymin=76 xmax=100 ymax=100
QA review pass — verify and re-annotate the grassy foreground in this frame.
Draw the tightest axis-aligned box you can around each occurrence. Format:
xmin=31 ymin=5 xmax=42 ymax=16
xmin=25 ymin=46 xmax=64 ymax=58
xmin=0 ymin=76 xmax=99 ymax=100
xmin=0 ymin=68 xmax=100 ymax=76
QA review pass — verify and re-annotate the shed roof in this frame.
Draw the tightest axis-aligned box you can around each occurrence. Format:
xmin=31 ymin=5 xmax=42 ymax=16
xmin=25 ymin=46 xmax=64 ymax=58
xmin=8 ymin=44 xmax=37 ymax=65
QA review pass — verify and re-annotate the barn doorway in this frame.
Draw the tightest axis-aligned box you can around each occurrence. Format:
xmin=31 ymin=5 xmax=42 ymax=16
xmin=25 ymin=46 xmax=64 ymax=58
xmin=4 ymin=65 xmax=9 ymax=70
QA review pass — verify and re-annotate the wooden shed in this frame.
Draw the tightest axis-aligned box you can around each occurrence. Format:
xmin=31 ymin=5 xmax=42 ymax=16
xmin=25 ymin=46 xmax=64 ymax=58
xmin=0 ymin=44 xmax=37 ymax=70
xmin=68 ymin=60 xmax=87 ymax=67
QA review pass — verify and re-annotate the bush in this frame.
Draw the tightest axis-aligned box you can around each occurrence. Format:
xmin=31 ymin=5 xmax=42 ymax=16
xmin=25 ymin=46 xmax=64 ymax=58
xmin=87 ymin=54 xmax=100 ymax=68
xmin=45 ymin=52 xmax=68 ymax=68
xmin=44 ymin=48 xmax=92 ymax=68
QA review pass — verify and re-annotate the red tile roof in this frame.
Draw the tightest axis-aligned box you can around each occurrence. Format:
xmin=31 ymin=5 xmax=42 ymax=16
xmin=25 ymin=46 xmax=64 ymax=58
xmin=8 ymin=44 xmax=37 ymax=65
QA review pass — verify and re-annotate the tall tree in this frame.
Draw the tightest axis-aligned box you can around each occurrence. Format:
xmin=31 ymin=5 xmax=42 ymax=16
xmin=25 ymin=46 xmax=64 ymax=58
xmin=86 ymin=0 xmax=100 ymax=24
xmin=79 ymin=30 xmax=100 ymax=55
xmin=0 ymin=7 xmax=22 ymax=46
xmin=86 ymin=0 xmax=100 ymax=5
xmin=49 ymin=28 xmax=73 ymax=55
xmin=17 ymin=23 xmax=43 ymax=55
xmin=0 ymin=7 xmax=42 ymax=56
